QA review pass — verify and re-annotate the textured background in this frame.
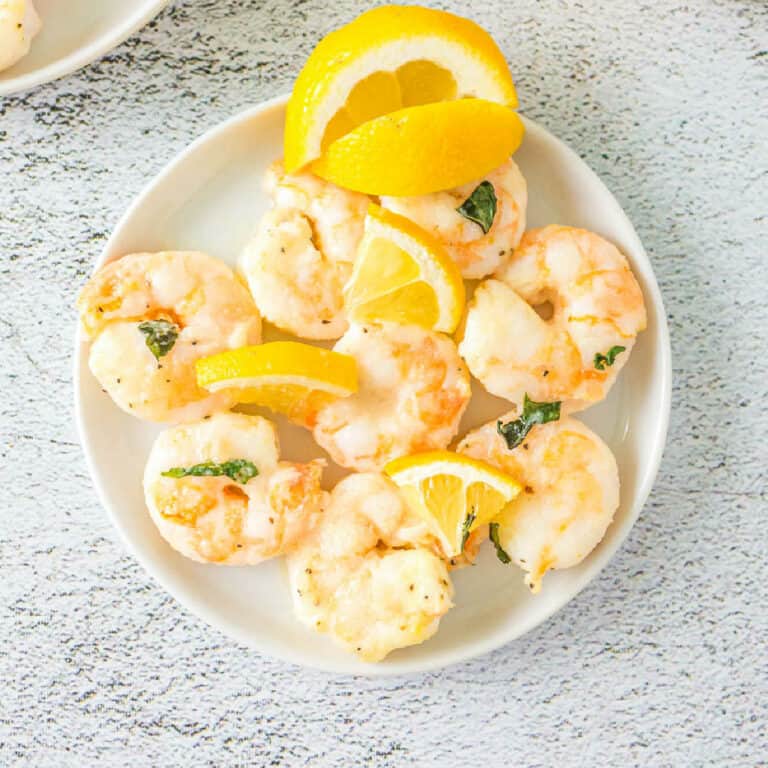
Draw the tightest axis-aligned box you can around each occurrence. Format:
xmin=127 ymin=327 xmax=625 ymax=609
xmin=1 ymin=0 xmax=767 ymax=765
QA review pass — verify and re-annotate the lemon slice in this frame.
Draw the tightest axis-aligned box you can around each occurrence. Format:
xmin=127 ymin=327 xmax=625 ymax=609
xmin=344 ymin=204 xmax=465 ymax=333
xmin=385 ymin=450 xmax=521 ymax=558
xmin=312 ymin=99 xmax=524 ymax=196
xmin=196 ymin=342 xmax=358 ymax=425
xmin=285 ymin=5 xmax=518 ymax=171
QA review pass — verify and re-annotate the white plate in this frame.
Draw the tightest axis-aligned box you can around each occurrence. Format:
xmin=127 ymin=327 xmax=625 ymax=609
xmin=0 ymin=0 xmax=169 ymax=96
xmin=75 ymin=95 xmax=672 ymax=675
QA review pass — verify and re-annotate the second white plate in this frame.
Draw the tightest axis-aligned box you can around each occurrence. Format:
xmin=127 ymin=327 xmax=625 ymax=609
xmin=75 ymin=95 xmax=671 ymax=675
xmin=0 ymin=0 xmax=170 ymax=96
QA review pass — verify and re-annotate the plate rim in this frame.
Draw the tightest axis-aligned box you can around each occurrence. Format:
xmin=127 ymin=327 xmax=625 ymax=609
xmin=74 ymin=94 xmax=672 ymax=676
xmin=0 ymin=0 xmax=171 ymax=97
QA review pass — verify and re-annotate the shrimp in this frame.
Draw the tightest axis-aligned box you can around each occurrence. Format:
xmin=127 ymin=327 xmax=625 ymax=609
xmin=459 ymin=226 xmax=647 ymax=413
xmin=77 ymin=251 xmax=262 ymax=423
xmin=0 ymin=1 xmax=41 ymax=72
xmin=458 ymin=415 xmax=619 ymax=593
xmin=240 ymin=161 xmax=369 ymax=339
xmin=287 ymin=472 xmax=453 ymax=662
xmin=381 ymin=157 xmax=527 ymax=279
xmin=313 ymin=322 xmax=471 ymax=472
xmin=144 ymin=412 xmax=328 ymax=565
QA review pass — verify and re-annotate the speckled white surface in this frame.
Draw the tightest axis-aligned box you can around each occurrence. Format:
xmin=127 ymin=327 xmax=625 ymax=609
xmin=1 ymin=0 xmax=766 ymax=765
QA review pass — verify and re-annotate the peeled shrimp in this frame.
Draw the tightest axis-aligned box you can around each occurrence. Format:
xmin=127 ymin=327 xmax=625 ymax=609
xmin=458 ymin=415 xmax=619 ymax=593
xmin=381 ymin=157 xmax=527 ymax=279
xmin=240 ymin=161 xmax=369 ymax=339
xmin=77 ymin=250 xmax=262 ymax=423
xmin=313 ymin=322 xmax=471 ymax=472
xmin=0 ymin=1 xmax=41 ymax=72
xmin=459 ymin=226 xmax=646 ymax=412
xmin=287 ymin=472 xmax=453 ymax=662
xmin=144 ymin=412 xmax=328 ymax=565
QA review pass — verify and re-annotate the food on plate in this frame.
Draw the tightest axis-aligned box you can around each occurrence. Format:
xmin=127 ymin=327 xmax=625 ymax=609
xmin=240 ymin=161 xmax=369 ymax=339
xmin=311 ymin=98 xmax=524 ymax=196
xmin=144 ymin=412 xmax=328 ymax=564
xmin=77 ymin=3 xmax=652 ymax=664
xmin=287 ymin=472 xmax=453 ymax=662
xmin=284 ymin=4 xmax=518 ymax=172
xmin=313 ymin=322 xmax=471 ymax=472
xmin=344 ymin=203 xmax=465 ymax=333
xmin=385 ymin=450 xmax=521 ymax=560
xmin=0 ymin=0 xmax=41 ymax=72
xmin=196 ymin=341 xmax=358 ymax=426
xmin=77 ymin=251 xmax=262 ymax=422
xmin=381 ymin=157 xmax=527 ymax=279
xmin=458 ymin=415 xmax=619 ymax=593
xmin=459 ymin=226 xmax=647 ymax=413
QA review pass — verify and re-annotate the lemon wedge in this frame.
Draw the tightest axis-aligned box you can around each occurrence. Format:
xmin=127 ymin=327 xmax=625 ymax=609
xmin=344 ymin=204 xmax=465 ymax=333
xmin=196 ymin=342 xmax=358 ymax=425
xmin=311 ymin=99 xmax=524 ymax=196
xmin=385 ymin=450 xmax=521 ymax=558
xmin=285 ymin=4 xmax=518 ymax=172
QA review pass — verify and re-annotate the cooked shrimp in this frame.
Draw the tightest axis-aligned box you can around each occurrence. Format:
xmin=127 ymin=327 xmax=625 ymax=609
xmin=459 ymin=226 xmax=647 ymax=413
xmin=458 ymin=415 xmax=619 ymax=593
xmin=77 ymin=250 xmax=262 ymax=423
xmin=0 ymin=1 xmax=41 ymax=72
xmin=144 ymin=412 xmax=328 ymax=565
xmin=287 ymin=472 xmax=453 ymax=662
xmin=381 ymin=157 xmax=527 ymax=279
xmin=313 ymin=322 xmax=471 ymax=471
xmin=240 ymin=161 xmax=369 ymax=339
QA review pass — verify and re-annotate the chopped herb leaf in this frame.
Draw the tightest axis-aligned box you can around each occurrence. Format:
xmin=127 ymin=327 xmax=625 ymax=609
xmin=138 ymin=319 xmax=179 ymax=360
xmin=456 ymin=181 xmax=497 ymax=234
xmin=594 ymin=345 xmax=626 ymax=370
xmin=497 ymin=394 xmax=561 ymax=450
xmin=460 ymin=508 xmax=476 ymax=551
xmin=162 ymin=459 xmax=258 ymax=485
xmin=489 ymin=522 xmax=511 ymax=564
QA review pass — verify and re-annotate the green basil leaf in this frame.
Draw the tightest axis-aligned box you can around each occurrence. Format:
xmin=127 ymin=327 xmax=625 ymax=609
xmin=456 ymin=181 xmax=497 ymax=234
xmin=594 ymin=345 xmax=626 ymax=370
xmin=460 ymin=508 xmax=477 ymax=551
xmin=162 ymin=459 xmax=259 ymax=485
xmin=497 ymin=394 xmax=561 ymax=450
xmin=138 ymin=319 xmax=179 ymax=360
xmin=489 ymin=522 xmax=511 ymax=564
